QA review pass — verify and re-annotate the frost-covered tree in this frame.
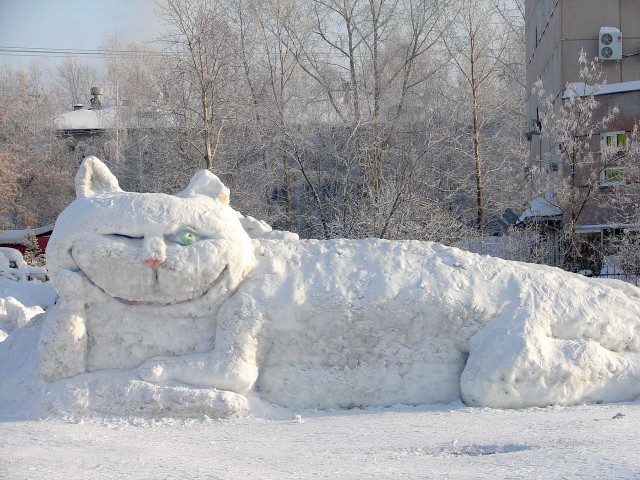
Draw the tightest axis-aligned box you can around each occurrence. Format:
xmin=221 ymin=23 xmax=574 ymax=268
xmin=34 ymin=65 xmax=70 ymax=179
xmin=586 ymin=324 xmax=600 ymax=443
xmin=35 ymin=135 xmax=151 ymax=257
xmin=156 ymin=0 xmax=238 ymax=172
xmin=0 ymin=0 xmax=532 ymax=246
xmin=22 ymin=228 xmax=46 ymax=267
xmin=55 ymin=55 xmax=99 ymax=110
xmin=606 ymin=125 xmax=640 ymax=281
xmin=297 ymin=0 xmax=448 ymax=198
xmin=615 ymin=230 xmax=640 ymax=283
xmin=534 ymin=52 xmax=634 ymax=272
xmin=444 ymin=0 xmax=524 ymax=235
xmin=0 ymin=63 xmax=73 ymax=229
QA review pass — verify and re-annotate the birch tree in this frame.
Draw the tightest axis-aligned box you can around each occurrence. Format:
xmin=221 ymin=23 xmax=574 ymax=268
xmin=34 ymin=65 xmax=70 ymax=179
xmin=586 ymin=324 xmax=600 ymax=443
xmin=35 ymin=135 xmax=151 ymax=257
xmin=157 ymin=0 xmax=236 ymax=172
xmin=56 ymin=55 xmax=98 ymax=110
xmin=289 ymin=0 xmax=451 ymax=236
xmin=444 ymin=0 xmax=514 ymax=235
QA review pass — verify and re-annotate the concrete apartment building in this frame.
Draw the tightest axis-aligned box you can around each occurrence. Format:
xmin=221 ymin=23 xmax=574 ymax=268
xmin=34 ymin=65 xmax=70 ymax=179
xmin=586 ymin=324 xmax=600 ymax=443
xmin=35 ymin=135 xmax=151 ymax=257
xmin=525 ymin=0 xmax=640 ymax=268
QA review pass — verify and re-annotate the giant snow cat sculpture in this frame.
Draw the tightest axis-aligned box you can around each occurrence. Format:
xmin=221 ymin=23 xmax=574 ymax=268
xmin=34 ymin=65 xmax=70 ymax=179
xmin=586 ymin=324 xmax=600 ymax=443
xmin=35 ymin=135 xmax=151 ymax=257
xmin=35 ymin=157 xmax=640 ymax=416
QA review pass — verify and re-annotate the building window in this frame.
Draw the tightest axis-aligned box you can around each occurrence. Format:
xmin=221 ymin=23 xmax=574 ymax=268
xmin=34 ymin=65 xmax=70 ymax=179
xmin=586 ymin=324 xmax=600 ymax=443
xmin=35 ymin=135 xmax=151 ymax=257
xmin=600 ymin=166 xmax=625 ymax=187
xmin=601 ymin=131 xmax=627 ymax=151
xmin=602 ymin=227 xmax=624 ymax=245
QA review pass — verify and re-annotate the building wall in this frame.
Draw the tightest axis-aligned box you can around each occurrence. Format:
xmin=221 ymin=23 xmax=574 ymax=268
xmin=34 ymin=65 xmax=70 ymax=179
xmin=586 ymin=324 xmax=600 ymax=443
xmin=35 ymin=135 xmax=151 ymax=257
xmin=527 ymin=0 xmax=640 ymax=94
xmin=561 ymin=1 xmax=640 ymax=84
xmin=526 ymin=0 xmax=562 ymax=92
xmin=525 ymin=0 xmax=640 ymax=225
xmin=599 ymin=90 xmax=640 ymax=130
xmin=526 ymin=0 xmax=563 ymax=186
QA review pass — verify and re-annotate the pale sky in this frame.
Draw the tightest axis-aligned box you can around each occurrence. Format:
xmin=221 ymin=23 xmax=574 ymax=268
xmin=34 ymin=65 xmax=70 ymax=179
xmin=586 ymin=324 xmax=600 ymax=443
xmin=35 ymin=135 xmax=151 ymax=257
xmin=0 ymin=0 xmax=166 ymax=74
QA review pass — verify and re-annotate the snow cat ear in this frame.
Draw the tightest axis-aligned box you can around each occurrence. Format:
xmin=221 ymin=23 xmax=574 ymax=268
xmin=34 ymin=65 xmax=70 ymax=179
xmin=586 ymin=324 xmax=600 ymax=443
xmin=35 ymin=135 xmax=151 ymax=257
xmin=177 ymin=170 xmax=230 ymax=205
xmin=75 ymin=156 xmax=122 ymax=198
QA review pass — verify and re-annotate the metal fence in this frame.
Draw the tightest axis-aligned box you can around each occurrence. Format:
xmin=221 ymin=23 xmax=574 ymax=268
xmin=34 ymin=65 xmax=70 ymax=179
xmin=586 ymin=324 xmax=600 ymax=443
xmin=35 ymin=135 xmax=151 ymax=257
xmin=593 ymin=272 xmax=640 ymax=286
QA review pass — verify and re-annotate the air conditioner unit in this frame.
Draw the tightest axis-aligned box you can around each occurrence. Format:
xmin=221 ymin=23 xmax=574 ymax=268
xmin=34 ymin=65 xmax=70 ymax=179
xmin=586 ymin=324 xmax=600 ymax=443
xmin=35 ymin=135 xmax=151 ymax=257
xmin=599 ymin=27 xmax=622 ymax=61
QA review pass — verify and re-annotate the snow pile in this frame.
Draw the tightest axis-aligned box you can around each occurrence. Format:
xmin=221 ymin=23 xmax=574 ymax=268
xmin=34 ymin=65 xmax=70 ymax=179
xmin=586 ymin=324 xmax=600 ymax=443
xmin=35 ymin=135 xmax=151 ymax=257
xmin=0 ymin=276 xmax=57 ymax=312
xmin=0 ymin=247 xmax=48 ymax=282
xmin=238 ymin=213 xmax=299 ymax=241
xmin=2 ymin=156 xmax=640 ymax=419
xmin=0 ymin=297 xmax=44 ymax=341
xmin=0 ymin=248 xmax=55 ymax=342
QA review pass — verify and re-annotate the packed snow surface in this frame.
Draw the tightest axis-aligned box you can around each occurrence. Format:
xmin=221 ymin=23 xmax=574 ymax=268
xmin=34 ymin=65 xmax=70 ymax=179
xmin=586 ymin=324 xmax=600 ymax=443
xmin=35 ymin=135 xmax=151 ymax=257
xmin=2 ymin=156 xmax=640 ymax=420
xmin=2 ymin=402 xmax=640 ymax=479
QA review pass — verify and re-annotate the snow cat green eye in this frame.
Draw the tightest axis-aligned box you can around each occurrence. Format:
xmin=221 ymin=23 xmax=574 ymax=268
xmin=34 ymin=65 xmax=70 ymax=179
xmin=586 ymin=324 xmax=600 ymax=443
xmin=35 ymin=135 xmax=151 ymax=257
xmin=171 ymin=229 xmax=201 ymax=246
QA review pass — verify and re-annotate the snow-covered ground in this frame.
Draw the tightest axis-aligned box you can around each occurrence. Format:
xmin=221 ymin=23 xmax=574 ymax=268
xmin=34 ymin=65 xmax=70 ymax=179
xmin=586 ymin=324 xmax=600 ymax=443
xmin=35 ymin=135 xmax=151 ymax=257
xmin=2 ymin=401 xmax=640 ymax=479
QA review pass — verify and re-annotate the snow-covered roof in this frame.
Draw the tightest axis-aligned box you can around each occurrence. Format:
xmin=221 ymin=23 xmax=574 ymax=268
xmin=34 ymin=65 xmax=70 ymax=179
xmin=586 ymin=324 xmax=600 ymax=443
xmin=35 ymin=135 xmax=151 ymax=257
xmin=54 ymin=107 xmax=116 ymax=131
xmin=0 ymin=224 xmax=55 ymax=244
xmin=519 ymin=191 xmax=563 ymax=222
xmin=54 ymin=105 xmax=175 ymax=131
xmin=575 ymin=223 xmax=634 ymax=233
xmin=562 ymin=81 xmax=640 ymax=99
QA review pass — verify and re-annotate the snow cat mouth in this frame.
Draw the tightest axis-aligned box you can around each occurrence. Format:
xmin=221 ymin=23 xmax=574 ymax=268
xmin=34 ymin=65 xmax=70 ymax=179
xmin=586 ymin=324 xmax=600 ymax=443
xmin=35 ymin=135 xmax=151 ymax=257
xmin=72 ymin=261 xmax=229 ymax=307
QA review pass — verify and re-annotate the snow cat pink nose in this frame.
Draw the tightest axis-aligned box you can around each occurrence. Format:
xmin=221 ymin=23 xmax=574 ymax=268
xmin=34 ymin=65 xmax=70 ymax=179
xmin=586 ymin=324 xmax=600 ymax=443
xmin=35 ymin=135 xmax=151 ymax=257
xmin=144 ymin=258 xmax=164 ymax=268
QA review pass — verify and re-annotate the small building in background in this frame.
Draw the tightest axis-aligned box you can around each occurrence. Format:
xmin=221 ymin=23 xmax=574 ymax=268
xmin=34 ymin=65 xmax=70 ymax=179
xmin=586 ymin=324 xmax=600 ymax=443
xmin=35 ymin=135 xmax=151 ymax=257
xmin=53 ymin=86 xmax=176 ymax=193
xmin=0 ymin=224 xmax=54 ymax=255
xmin=54 ymin=86 xmax=119 ymax=165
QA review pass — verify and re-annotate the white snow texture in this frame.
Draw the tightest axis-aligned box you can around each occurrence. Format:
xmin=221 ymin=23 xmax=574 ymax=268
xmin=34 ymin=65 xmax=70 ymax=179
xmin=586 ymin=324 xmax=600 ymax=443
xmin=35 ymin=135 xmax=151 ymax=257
xmin=2 ymin=156 xmax=640 ymax=418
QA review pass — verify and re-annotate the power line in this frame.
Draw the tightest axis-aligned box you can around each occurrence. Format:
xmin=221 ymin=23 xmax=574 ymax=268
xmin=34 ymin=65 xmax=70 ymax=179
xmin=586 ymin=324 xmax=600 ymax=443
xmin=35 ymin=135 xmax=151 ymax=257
xmin=0 ymin=45 xmax=159 ymax=54
xmin=0 ymin=53 xmax=160 ymax=59
xmin=0 ymin=46 xmax=172 ymax=59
